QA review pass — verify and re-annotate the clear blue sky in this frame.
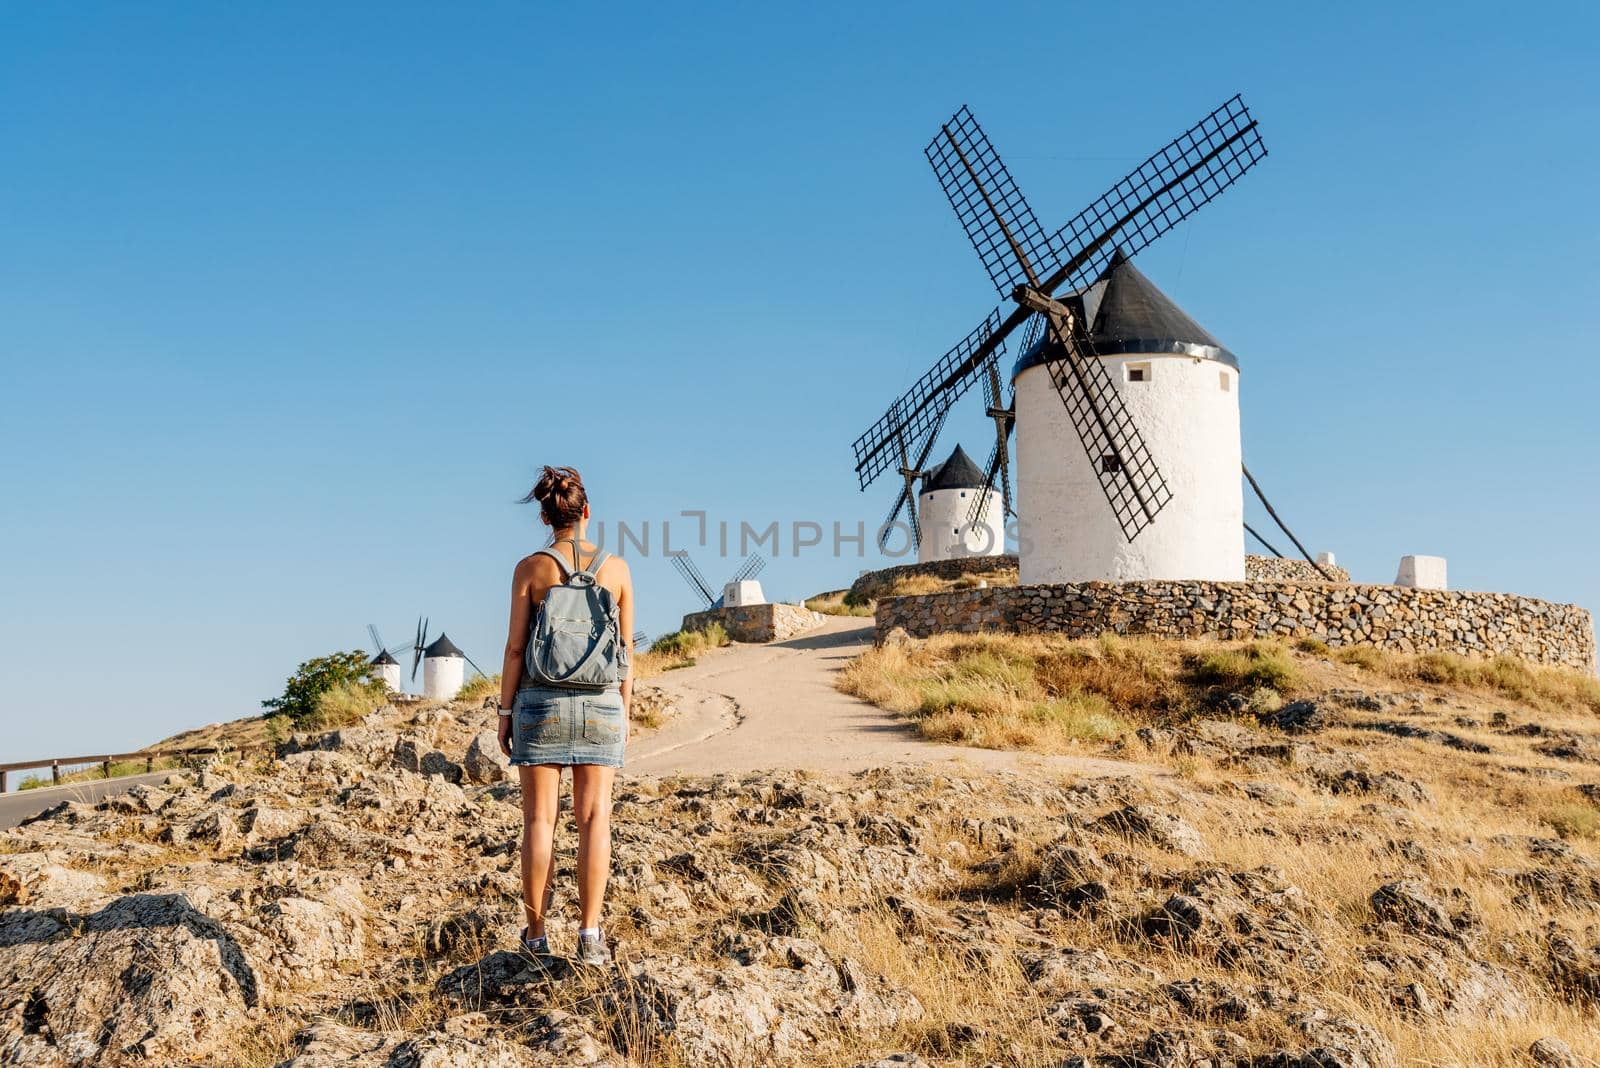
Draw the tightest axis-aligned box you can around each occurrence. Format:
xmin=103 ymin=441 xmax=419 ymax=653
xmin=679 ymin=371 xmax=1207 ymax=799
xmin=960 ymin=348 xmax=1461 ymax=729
xmin=3 ymin=2 xmax=1597 ymax=760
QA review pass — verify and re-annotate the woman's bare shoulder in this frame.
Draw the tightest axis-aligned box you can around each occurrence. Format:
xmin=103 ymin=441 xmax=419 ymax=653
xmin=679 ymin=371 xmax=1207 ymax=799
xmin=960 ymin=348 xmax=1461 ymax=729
xmin=514 ymin=551 xmax=560 ymax=579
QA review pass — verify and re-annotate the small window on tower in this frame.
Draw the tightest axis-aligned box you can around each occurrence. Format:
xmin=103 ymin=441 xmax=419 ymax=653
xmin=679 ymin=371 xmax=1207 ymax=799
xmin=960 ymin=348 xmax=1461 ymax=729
xmin=1100 ymin=453 xmax=1122 ymax=474
xmin=1125 ymin=362 xmax=1151 ymax=383
xmin=1219 ymin=370 xmax=1232 ymax=392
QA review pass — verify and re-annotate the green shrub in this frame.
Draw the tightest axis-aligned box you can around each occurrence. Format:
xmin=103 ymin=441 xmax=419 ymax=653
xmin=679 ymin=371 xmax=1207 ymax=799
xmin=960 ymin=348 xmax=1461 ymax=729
xmin=1295 ymin=636 xmax=1330 ymax=656
xmin=263 ymin=651 xmax=385 ymax=727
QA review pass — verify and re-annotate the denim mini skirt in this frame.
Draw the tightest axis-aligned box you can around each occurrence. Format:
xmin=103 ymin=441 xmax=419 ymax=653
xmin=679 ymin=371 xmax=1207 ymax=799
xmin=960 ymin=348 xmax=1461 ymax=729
xmin=510 ymin=684 xmax=626 ymax=768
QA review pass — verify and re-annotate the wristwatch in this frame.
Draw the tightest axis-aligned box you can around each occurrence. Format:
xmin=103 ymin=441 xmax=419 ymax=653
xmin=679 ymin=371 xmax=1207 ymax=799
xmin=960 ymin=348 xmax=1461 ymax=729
xmin=497 ymin=705 xmax=512 ymax=716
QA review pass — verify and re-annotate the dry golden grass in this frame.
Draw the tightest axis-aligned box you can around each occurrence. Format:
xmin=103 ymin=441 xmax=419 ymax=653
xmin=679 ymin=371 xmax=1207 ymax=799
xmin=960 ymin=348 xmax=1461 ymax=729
xmin=1333 ymin=645 xmax=1600 ymax=715
xmin=455 ymin=673 xmax=500 ymax=703
xmin=839 ymin=632 xmax=1312 ymax=752
xmin=805 ymin=590 xmax=874 ymax=617
xmin=634 ymin=623 xmax=731 ymax=678
xmin=309 ymin=680 xmax=388 ymax=729
xmin=885 ymin=568 xmax=1018 ymax=599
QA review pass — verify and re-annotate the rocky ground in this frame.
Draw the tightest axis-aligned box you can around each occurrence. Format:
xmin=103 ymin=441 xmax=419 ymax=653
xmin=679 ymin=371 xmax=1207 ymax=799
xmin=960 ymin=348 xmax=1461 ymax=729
xmin=3 ymin=671 xmax=1600 ymax=1066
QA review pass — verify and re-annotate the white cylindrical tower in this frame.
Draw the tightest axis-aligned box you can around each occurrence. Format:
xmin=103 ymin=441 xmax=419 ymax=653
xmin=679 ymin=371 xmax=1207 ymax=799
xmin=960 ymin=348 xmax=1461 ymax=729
xmin=422 ymin=633 xmax=466 ymax=700
xmin=1014 ymin=251 xmax=1244 ymax=584
xmin=917 ymin=444 xmax=1007 ymax=563
xmin=370 ymin=650 xmax=402 ymax=693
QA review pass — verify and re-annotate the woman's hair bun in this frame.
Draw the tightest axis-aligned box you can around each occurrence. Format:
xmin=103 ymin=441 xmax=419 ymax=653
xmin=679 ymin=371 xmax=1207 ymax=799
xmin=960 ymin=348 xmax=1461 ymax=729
xmin=523 ymin=465 xmax=588 ymax=527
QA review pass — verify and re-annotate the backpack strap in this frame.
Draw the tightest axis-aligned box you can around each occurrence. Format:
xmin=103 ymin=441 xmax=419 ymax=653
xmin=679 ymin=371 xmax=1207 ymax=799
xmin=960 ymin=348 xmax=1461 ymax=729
xmin=534 ymin=538 xmax=608 ymax=581
xmin=531 ymin=545 xmax=572 ymax=577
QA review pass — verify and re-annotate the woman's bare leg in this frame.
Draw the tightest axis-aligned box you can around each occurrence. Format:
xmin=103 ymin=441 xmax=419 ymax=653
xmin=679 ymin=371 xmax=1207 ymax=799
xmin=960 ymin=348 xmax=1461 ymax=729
xmin=519 ymin=764 xmax=562 ymax=937
xmin=570 ymin=764 xmax=616 ymax=929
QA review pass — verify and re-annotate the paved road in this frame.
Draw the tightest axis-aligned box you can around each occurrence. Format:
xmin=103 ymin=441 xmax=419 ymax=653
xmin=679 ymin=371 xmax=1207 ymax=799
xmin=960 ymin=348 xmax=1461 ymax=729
xmin=0 ymin=772 xmax=171 ymax=831
xmin=628 ymin=616 xmax=1156 ymax=780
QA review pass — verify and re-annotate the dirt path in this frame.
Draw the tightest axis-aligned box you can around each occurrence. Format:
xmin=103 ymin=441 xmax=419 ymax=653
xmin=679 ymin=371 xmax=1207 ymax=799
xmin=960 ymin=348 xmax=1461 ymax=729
xmin=627 ymin=616 xmax=1156 ymax=780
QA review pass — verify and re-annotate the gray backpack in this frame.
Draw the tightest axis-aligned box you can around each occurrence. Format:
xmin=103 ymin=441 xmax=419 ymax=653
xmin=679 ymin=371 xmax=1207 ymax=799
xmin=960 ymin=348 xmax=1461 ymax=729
xmin=524 ymin=539 xmax=626 ymax=690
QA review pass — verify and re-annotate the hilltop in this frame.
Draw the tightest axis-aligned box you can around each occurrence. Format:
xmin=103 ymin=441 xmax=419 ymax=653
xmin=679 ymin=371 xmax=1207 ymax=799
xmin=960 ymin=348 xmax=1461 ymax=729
xmin=2 ymin=615 xmax=1600 ymax=1066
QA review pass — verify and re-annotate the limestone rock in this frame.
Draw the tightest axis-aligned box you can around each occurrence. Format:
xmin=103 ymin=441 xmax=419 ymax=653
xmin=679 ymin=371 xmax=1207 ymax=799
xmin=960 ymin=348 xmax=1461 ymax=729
xmin=1089 ymin=805 xmax=1208 ymax=858
xmin=0 ymin=893 xmax=257 ymax=1065
xmin=0 ymin=871 xmax=27 ymax=908
xmin=258 ymin=896 xmax=363 ymax=983
xmin=1370 ymin=880 xmax=1455 ymax=939
xmin=464 ymin=729 xmax=508 ymax=785
xmin=610 ymin=942 xmax=922 ymax=1065
xmin=420 ymin=749 xmax=464 ymax=783
xmin=1529 ymin=1036 xmax=1579 ymax=1067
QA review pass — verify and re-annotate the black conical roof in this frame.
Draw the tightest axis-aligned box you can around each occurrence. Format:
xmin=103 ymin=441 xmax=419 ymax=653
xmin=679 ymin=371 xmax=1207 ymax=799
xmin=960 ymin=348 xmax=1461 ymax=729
xmin=1086 ymin=249 xmax=1233 ymax=363
xmin=1012 ymin=249 xmax=1236 ymax=379
xmin=370 ymin=649 xmax=398 ymax=666
xmin=922 ymin=444 xmax=986 ymax=492
xmin=423 ymin=633 xmax=465 ymax=659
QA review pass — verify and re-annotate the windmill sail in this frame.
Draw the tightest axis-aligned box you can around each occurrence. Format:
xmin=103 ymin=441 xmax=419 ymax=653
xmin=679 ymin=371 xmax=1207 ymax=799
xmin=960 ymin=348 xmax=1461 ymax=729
xmin=670 ymin=554 xmax=717 ymax=608
xmin=880 ymin=400 xmax=951 ymax=549
xmin=728 ymin=554 xmax=766 ymax=584
xmin=927 ymin=105 xmax=1060 ymax=297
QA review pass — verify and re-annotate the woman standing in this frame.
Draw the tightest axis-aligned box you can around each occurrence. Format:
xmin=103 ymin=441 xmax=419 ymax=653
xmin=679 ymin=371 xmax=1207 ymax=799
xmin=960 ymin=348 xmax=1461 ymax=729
xmin=496 ymin=465 xmax=633 ymax=966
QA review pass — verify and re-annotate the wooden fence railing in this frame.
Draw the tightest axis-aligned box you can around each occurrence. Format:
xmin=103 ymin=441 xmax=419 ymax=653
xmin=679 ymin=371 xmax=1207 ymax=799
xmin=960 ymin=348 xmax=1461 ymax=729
xmin=0 ymin=745 xmax=260 ymax=793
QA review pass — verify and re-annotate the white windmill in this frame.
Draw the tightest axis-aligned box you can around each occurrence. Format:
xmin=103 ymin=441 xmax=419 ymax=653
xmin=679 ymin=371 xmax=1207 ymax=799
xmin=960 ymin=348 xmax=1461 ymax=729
xmin=915 ymin=444 xmax=1005 ymax=563
xmin=850 ymin=97 xmax=1303 ymax=584
xmin=364 ymin=624 xmax=409 ymax=692
xmin=405 ymin=617 xmax=489 ymax=701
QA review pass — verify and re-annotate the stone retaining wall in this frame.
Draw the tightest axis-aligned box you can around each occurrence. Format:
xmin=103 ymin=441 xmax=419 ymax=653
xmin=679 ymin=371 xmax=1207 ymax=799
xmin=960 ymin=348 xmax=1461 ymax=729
xmin=847 ymin=555 xmax=1019 ymax=603
xmin=1245 ymin=555 xmax=1350 ymax=583
xmin=683 ymin=602 xmax=826 ymax=644
xmin=875 ymin=581 xmax=1596 ymax=671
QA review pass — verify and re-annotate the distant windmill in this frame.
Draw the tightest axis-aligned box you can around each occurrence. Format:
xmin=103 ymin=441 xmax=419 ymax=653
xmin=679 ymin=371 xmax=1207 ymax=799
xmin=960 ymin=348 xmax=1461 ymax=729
xmin=365 ymin=624 xmax=411 ymax=691
xmin=671 ymin=553 xmax=768 ymax=610
xmin=406 ymin=616 xmax=489 ymax=701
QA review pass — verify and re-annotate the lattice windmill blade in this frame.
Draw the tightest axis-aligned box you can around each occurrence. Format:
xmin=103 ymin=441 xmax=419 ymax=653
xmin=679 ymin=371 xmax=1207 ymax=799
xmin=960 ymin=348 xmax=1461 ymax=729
xmin=878 ymin=400 xmax=951 ymax=549
xmin=852 ymin=310 xmax=1009 ymax=490
xmin=1040 ymin=95 xmax=1267 ymax=301
xmin=367 ymin=624 xmax=385 ymax=657
xmin=926 ymin=105 xmax=1060 ymax=297
xmin=670 ymin=554 xmax=717 ymax=608
xmin=966 ymin=431 xmax=1016 ymax=528
xmin=966 ymin=358 xmax=1017 ymax=528
xmin=1041 ymin=319 xmax=1172 ymax=540
xmin=727 ymin=554 xmax=766 ymax=585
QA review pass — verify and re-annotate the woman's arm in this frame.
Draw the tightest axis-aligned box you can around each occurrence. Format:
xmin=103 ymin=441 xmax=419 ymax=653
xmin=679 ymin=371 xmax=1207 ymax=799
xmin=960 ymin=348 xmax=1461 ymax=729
xmin=497 ymin=558 xmax=535 ymax=755
xmin=616 ymin=560 xmax=635 ymax=724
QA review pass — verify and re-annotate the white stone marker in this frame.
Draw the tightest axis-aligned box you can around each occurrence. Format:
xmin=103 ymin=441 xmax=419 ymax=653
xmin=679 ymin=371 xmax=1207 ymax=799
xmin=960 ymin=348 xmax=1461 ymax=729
xmin=722 ymin=580 xmax=766 ymax=607
xmin=1394 ymin=555 xmax=1448 ymax=590
xmin=1316 ymin=551 xmax=1337 ymax=568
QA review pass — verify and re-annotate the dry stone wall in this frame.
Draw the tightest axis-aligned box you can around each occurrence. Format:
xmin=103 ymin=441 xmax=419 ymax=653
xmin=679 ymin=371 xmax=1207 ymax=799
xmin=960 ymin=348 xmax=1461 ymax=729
xmin=683 ymin=603 xmax=826 ymax=644
xmin=1245 ymin=554 xmax=1350 ymax=583
xmin=876 ymin=581 xmax=1596 ymax=671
